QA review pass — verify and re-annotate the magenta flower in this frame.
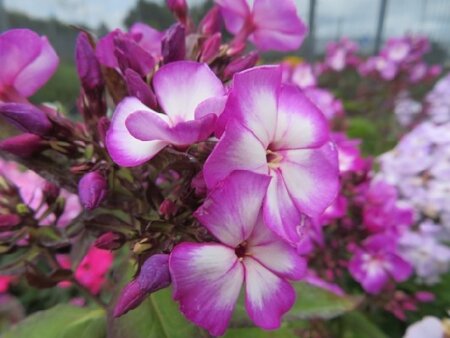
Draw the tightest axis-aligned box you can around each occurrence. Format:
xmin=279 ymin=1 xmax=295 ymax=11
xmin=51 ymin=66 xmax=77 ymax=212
xmin=169 ymin=171 xmax=305 ymax=336
xmin=349 ymin=234 xmax=412 ymax=294
xmin=204 ymin=66 xmax=339 ymax=244
xmin=106 ymin=61 xmax=225 ymax=167
xmin=0 ymin=29 xmax=58 ymax=100
xmin=215 ymin=0 xmax=307 ymax=51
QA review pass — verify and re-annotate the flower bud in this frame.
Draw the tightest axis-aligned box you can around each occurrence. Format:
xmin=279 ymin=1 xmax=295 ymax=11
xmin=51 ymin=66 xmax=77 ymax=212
xmin=114 ymin=254 xmax=171 ymax=317
xmin=159 ymin=199 xmax=177 ymax=219
xmin=0 ymin=103 xmax=52 ymax=136
xmin=124 ymin=69 xmax=157 ymax=110
xmin=114 ymin=36 xmax=155 ymax=77
xmin=161 ymin=23 xmax=186 ymax=64
xmin=78 ymin=171 xmax=108 ymax=210
xmin=94 ymin=232 xmax=124 ymax=250
xmin=199 ymin=7 xmax=222 ymax=35
xmin=200 ymin=33 xmax=221 ymax=63
xmin=96 ymin=117 xmax=110 ymax=144
xmin=75 ymin=32 xmax=104 ymax=90
xmin=224 ymin=52 xmax=259 ymax=80
xmin=43 ymin=182 xmax=60 ymax=205
xmin=0 ymin=133 xmax=44 ymax=157
xmin=0 ymin=214 xmax=21 ymax=230
xmin=167 ymin=0 xmax=188 ymax=23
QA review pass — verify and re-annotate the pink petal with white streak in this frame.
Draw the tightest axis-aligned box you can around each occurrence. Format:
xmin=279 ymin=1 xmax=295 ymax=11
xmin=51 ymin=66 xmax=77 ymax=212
xmin=169 ymin=243 xmax=244 ymax=337
xmin=203 ymin=120 xmax=268 ymax=189
xmin=106 ymin=97 xmax=168 ymax=167
xmin=195 ymin=171 xmax=270 ymax=247
xmin=280 ymin=142 xmax=339 ymax=217
xmin=247 ymin=214 xmax=306 ymax=280
xmin=125 ymin=109 xmax=216 ymax=146
xmin=153 ymin=61 xmax=225 ymax=123
xmin=272 ymin=84 xmax=329 ymax=150
xmin=263 ymin=169 xmax=303 ymax=244
xmin=218 ymin=66 xmax=280 ymax=145
xmin=244 ymin=257 xmax=296 ymax=329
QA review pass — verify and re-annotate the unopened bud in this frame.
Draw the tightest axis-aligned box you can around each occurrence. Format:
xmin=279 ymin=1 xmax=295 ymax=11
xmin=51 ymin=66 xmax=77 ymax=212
xmin=167 ymin=0 xmax=188 ymax=24
xmin=94 ymin=232 xmax=124 ymax=250
xmin=75 ymin=32 xmax=104 ymax=90
xmin=159 ymin=199 xmax=177 ymax=219
xmin=161 ymin=23 xmax=186 ymax=64
xmin=200 ymin=33 xmax=221 ymax=63
xmin=0 ymin=133 xmax=44 ymax=157
xmin=0 ymin=214 xmax=21 ymax=230
xmin=125 ymin=69 xmax=157 ymax=110
xmin=0 ymin=103 xmax=52 ymax=136
xmin=114 ymin=254 xmax=171 ymax=317
xmin=78 ymin=171 xmax=108 ymax=210
xmin=96 ymin=117 xmax=110 ymax=144
xmin=199 ymin=7 xmax=222 ymax=35
xmin=43 ymin=182 xmax=60 ymax=205
xmin=224 ymin=52 xmax=259 ymax=80
xmin=114 ymin=36 xmax=155 ymax=77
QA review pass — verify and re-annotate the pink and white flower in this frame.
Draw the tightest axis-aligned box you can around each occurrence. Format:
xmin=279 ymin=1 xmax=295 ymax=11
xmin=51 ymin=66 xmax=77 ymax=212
xmin=0 ymin=29 xmax=58 ymax=101
xmin=204 ymin=66 xmax=339 ymax=244
xmin=349 ymin=234 xmax=412 ymax=294
xmin=106 ymin=61 xmax=226 ymax=167
xmin=215 ymin=0 xmax=307 ymax=51
xmin=169 ymin=171 xmax=306 ymax=336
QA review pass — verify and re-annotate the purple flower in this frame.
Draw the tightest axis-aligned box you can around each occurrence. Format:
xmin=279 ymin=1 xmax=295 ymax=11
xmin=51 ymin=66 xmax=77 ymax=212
xmin=349 ymin=234 xmax=412 ymax=294
xmin=204 ymin=66 xmax=339 ymax=244
xmin=0 ymin=103 xmax=52 ymax=136
xmin=324 ymin=38 xmax=359 ymax=72
xmin=78 ymin=171 xmax=108 ymax=210
xmin=215 ymin=0 xmax=307 ymax=51
xmin=106 ymin=61 xmax=225 ymax=167
xmin=169 ymin=171 xmax=305 ymax=336
xmin=0 ymin=29 xmax=58 ymax=99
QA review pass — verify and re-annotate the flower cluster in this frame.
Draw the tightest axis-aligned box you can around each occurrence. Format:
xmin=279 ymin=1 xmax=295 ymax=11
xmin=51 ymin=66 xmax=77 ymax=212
xmin=378 ymin=121 xmax=450 ymax=284
xmin=0 ymin=0 xmax=345 ymax=335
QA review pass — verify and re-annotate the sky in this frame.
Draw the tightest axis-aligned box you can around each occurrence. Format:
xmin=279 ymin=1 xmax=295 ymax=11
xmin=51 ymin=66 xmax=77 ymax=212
xmin=3 ymin=0 xmax=450 ymax=48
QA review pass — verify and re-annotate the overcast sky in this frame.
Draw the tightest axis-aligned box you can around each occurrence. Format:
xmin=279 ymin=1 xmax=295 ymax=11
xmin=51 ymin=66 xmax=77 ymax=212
xmin=3 ymin=0 xmax=450 ymax=46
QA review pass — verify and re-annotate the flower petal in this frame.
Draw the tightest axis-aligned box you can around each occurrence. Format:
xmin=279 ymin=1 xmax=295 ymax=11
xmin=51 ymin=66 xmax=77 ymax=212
xmin=153 ymin=61 xmax=224 ymax=122
xmin=247 ymin=214 xmax=306 ymax=280
xmin=215 ymin=0 xmax=250 ymax=34
xmin=195 ymin=171 xmax=270 ymax=247
xmin=126 ymin=109 xmax=216 ymax=146
xmin=263 ymin=169 xmax=303 ymax=244
xmin=280 ymin=142 xmax=339 ymax=217
xmin=106 ymin=97 xmax=168 ymax=167
xmin=217 ymin=65 xmax=280 ymax=145
xmin=169 ymin=243 xmax=244 ymax=337
xmin=129 ymin=23 xmax=163 ymax=57
xmin=387 ymin=253 xmax=412 ymax=282
xmin=203 ymin=120 xmax=267 ymax=189
xmin=272 ymin=84 xmax=329 ymax=150
xmin=244 ymin=257 xmax=296 ymax=329
xmin=251 ymin=0 xmax=307 ymax=51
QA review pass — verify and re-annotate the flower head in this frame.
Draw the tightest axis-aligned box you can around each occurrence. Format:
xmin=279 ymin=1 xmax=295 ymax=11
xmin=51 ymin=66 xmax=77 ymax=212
xmin=169 ymin=171 xmax=305 ymax=336
xmin=204 ymin=66 xmax=339 ymax=244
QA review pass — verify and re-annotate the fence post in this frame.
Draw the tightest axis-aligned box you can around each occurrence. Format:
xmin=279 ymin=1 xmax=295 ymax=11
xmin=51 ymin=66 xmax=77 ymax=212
xmin=0 ymin=0 xmax=9 ymax=31
xmin=374 ymin=0 xmax=388 ymax=54
xmin=306 ymin=0 xmax=317 ymax=61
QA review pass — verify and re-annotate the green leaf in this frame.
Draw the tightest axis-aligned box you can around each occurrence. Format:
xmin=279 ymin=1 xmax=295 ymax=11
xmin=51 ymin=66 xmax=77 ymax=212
xmin=340 ymin=311 xmax=389 ymax=338
xmin=107 ymin=287 xmax=208 ymax=338
xmin=1 ymin=304 xmax=106 ymax=338
xmin=286 ymin=282 xmax=360 ymax=320
xmin=223 ymin=327 xmax=297 ymax=338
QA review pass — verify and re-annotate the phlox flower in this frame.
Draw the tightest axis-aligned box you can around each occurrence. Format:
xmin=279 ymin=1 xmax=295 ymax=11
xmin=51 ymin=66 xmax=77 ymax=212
xmin=404 ymin=316 xmax=445 ymax=338
xmin=349 ymin=234 xmax=412 ymax=294
xmin=0 ymin=29 xmax=58 ymax=101
xmin=204 ymin=66 xmax=339 ymax=244
xmin=215 ymin=0 xmax=307 ymax=51
xmin=169 ymin=171 xmax=306 ymax=336
xmin=58 ymin=246 xmax=113 ymax=294
xmin=324 ymin=37 xmax=359 ymax=72
xmin=106 ymin=61 xmax=225 ymax=167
